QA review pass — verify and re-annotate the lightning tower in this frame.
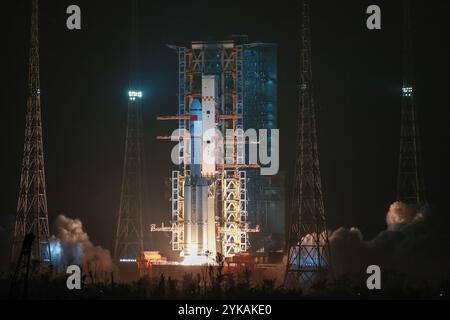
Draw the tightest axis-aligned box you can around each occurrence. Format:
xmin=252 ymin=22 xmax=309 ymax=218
xmin=285 ymin=0 xmax=331 ymax=288
xmin=397 ymin=0 xmax=425 ymax=205
xmin=11 ymin=0 xmax=51 ymax=267
xmin=114 ymin=0 xmax=144 ymax=262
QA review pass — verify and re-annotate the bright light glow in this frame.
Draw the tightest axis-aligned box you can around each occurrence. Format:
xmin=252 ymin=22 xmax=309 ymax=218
xmin=185 ymin=244 xmax=198 ymax=256
xmin=128 ymin=91 xmax=142 ymax=100
xmin=50 ymin=240 xmax=62 ymax=257
xmin=49 ymin=239 xmax=62 ymax=265
xmin=180 ymin=245 xmax=216 ymax=266
xmin=402 ymin=87 xmax=413 ymax=97
xmin=181 ymin=255 xmax=215 ymax=266
xmin=120 ymin=258 xmax=137 ymax=263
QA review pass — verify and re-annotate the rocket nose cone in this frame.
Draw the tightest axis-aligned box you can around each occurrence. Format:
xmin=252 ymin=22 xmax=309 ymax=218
xmin=190 ymin=99 xmax=202 ymax=111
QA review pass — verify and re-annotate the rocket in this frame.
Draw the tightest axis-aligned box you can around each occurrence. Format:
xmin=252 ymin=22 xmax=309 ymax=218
xmin=183 ymin=76 xmax=218 ymax=260
xmin=184 ymin=99 xmax=209 ymax=257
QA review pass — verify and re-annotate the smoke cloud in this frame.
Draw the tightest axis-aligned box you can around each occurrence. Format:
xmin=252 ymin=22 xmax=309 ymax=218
xmin=51 ymin=215 xmax=117 ymax=278
xmin=385 ymin=201 xmax=415 ymax=230
xmin=261 ymin=255 xmax=288 ymax=285
xmin=329 ymin=227 xmax=368 ymax=276
xmin=329 ymin=202 xmax=450 ymax=283
xmin=276 ymin=202 xmax=450 ymax=287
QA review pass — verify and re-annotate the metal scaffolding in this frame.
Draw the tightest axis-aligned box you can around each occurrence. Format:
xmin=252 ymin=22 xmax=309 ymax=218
xmin=155 ymin=40 xmax=258 ymax=258
xmin=114 ymin=0 xmax=144 ymax=262
xmin=12 ymin=0 xmax=51 ymax=268
xmin=285 ymin=0 xmax=331 ymax=289
xmin=397 ymin=0 xmax=426 ymax=205
xmin=171 ymin=171 xmax=184 ymax=251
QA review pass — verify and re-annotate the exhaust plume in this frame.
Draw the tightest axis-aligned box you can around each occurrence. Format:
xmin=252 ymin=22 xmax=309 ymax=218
xmin=51 ymin=215 xmax=117 ymax=278
xmin=386 ymin=201 xmax=415 ymax=230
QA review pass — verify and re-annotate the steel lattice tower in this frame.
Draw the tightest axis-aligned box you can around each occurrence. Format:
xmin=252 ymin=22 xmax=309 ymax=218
xmin=11 ymin=0 xmax=51 ymax=266
xmin=284 ymin=0 xmax=331 ymax=288
xmin=114 ymin=0 xmax=144 ymax=262
xmin=397 ymin=0 xmax=425 ymax=205
xmin=9 ymin=233 xmax=35 ymax=299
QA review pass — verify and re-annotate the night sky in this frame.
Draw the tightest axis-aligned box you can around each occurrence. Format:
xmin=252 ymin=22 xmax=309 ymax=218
xmin=1 ymin=0 xmax=449 ymax=266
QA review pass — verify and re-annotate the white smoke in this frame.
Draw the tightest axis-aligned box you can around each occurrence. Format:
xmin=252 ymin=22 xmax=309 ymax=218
xmin=278 ymin=202 xmax=450 ymax=283
xmin=329 ymin=201 xmax=450 ymax=282
xmin=261 ymin=255 xmax=288 ymax=286
xmin=301 ymin=232 xmax=327 ymax=245
xmin=386 ymin=201 xmax=415 ymax=230
xmin=51 ymin=215 xmax=117 ymax=279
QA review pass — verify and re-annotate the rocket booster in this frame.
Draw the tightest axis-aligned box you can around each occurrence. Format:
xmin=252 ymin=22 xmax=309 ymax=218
xmin=183 ymin=75 xmax=218 ymax=261
xmin=184 ymin=98 xmax=215 ymax=258
xmin=189 ymin=99 xmax=203 ymax=178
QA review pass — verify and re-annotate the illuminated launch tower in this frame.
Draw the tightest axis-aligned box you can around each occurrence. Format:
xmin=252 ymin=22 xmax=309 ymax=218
xmin=114 ymin=0 xmax=144 ymax=262
xmin=285 ymin=0 xmax=331 ymax=288
xmin=397 ymin=0 xmax=426 ymax=205
xmin=153 ymin=40 xmax=261 ymax=263
xmin=11 ymin=0 xmax=51 ymax=266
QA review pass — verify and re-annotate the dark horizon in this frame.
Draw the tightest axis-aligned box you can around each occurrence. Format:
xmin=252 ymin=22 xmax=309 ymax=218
xmin=1 ymin=0 xmax=450 ymax=269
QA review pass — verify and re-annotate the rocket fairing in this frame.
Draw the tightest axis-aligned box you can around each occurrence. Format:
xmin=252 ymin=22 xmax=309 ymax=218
xmin=183 ymin=76 xmax=218 ymax=260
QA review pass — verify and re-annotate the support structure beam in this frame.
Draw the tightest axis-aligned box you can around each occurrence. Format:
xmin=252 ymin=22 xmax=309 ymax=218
xmin=396 ymin=0 xmax=426 ymax=205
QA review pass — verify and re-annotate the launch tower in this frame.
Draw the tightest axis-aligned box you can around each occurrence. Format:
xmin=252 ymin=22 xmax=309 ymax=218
xmin=153 ymin=40 xmax=270 ymax=263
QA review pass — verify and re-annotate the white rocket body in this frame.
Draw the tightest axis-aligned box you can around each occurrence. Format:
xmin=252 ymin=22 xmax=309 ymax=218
xmin=183 ymin=76 xmax=218 ymax=260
